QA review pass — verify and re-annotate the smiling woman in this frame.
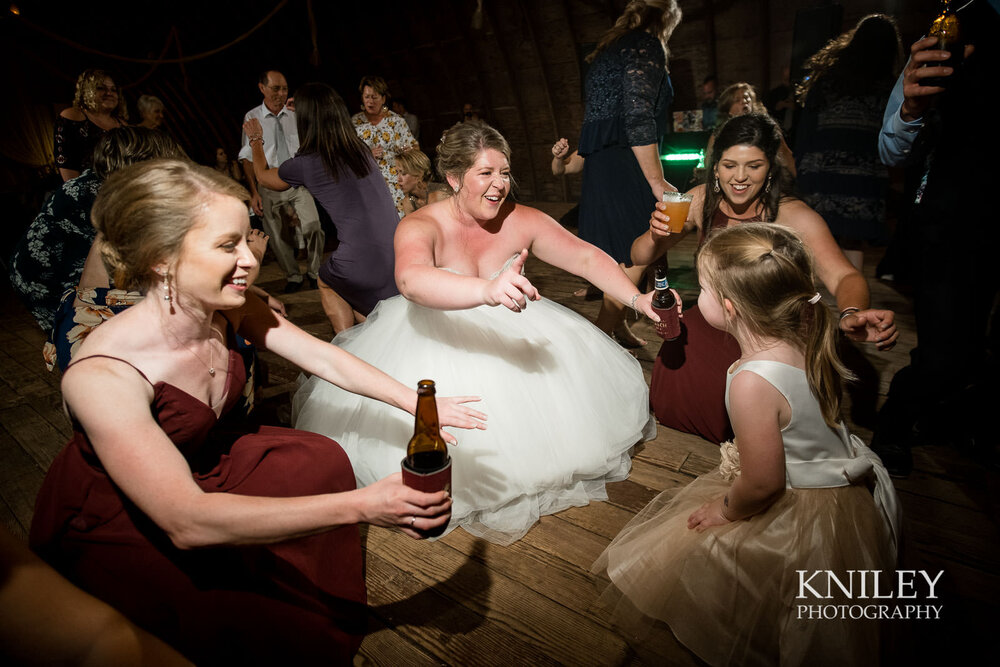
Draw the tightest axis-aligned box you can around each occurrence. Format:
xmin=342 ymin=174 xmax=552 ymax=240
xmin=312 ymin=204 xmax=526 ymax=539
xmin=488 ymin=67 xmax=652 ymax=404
xmin=54 ymin=69 xmax=128 ymax=181
xmin=715 ymin=145 xmax=770 ymax=205
xmin=29 ymin=158 xmax=486 ymax=663
xmin=293 ymin=121 xmax=667 ymax=545
xmin=630 ymin=113 xmax=898 ymax=444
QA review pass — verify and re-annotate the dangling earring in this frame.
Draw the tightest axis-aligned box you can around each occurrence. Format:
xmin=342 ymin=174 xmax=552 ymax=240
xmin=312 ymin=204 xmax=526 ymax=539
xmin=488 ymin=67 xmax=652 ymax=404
xmin=765 ymin=176 xmax=772 ymax=193
xmin=161 ymin=270 xmax=171 ymax=302
xmin=713 ymin=177 xmax=720 ymax=193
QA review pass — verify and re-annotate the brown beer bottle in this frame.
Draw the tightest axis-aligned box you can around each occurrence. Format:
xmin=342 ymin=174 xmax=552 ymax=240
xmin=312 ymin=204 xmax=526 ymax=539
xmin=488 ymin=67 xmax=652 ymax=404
xmin=402 ymin=380 xmax=452 ymax=537
xmin=406 ymin=380 xmax=450 ymax=473
xmin=651 ymin=266 xmax=681 ymax=341
xmin=925 ymin=0 xmax=963 ymax=88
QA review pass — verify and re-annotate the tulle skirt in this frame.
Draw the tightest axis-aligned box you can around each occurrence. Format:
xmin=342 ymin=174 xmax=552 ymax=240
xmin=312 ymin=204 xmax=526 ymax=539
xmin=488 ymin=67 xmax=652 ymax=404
xmin=293 ymin=295 xmax=656 ymax=545
xmin=593 ymin=470 xmax=894 ymax=666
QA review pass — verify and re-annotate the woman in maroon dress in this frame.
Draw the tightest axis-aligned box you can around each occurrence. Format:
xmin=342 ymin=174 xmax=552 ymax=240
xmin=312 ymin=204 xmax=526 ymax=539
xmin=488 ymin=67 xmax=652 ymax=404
xmin=29 ymin=159 xmax=486 ymax=664
xmin=633 ymin=114 xmax=898 ymax=443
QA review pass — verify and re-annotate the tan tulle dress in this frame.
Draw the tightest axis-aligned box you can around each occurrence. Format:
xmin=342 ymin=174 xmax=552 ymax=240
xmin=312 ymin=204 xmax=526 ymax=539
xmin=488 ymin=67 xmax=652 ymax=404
xmin=593 ymin=360 xmax=900 ymax=666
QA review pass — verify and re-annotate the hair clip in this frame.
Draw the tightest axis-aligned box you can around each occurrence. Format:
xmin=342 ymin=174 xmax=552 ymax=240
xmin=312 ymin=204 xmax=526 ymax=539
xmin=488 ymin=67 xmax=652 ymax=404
xmin=808 ymin=292 xmax=822 ymax=304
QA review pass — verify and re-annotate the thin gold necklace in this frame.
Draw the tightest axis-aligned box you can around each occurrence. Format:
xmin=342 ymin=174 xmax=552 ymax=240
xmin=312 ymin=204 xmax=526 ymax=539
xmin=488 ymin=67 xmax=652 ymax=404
xmin=163 ymin=324 xmax=223 ymax=376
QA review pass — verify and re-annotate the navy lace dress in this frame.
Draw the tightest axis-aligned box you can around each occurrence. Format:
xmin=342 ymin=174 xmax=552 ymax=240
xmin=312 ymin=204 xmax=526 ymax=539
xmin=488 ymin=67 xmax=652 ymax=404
xmin=577 ymin=31 xmax=673 ymax=264
xmin=794 ymin=78 xmax=893 ymax=244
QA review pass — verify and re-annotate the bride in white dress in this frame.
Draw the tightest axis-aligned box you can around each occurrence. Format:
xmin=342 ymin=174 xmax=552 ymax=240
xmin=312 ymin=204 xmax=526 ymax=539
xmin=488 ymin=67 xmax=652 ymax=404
xmin=293 ymin=121 xmax=665 ymax=545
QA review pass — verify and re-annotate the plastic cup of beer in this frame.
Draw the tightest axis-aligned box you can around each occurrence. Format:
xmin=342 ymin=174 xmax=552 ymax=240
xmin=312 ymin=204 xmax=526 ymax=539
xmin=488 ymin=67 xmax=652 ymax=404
xmin=661 ymin=191 xmax=692 ymax=234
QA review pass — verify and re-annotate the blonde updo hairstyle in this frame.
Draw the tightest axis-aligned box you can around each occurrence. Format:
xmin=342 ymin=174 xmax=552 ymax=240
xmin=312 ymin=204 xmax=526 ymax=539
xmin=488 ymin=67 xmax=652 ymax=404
xmin=92 ymin=159 xmax=248 ymax=293
xmin=395 ymin=148 xmax=432 ymax=182
xmin=696 ymin=223 xmax=854 ymax=429
xmin=435 ymin=120 xmax=511 ymax=193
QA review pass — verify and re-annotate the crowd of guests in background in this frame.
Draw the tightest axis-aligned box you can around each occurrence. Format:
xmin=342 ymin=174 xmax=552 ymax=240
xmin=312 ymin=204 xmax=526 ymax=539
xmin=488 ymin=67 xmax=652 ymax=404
xmin=5 ymin=0 xmax=994 ymax=663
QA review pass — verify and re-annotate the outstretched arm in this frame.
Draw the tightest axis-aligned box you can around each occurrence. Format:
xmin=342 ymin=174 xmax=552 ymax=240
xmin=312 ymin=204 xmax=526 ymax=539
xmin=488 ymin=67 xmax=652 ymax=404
xmin=64 ymin=357 xmax=459 ymax=547
xmin=243 ymin=118 xmax=290 ymax=192
xmin=778 ymin=200 xmax=897 ymax=350
xmin=234 ymin=292 xmax=486 ymax=442
xmin=394 ymin=216 xmax=540 ymax=312
xmin=526 ymin=208 xmax=660 ymax=322
xmin=238 ymin=116 xmax=264 ymax=215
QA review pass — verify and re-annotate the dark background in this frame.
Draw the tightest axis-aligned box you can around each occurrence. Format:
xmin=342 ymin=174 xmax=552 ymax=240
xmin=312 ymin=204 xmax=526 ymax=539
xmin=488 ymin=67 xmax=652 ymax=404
xmin=1 ymin=0 xmax=935 ymax=236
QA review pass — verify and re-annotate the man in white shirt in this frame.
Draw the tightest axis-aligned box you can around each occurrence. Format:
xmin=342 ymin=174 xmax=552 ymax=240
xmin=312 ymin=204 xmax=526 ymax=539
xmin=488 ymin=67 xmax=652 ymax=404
xmin=239 ymin=70 xmax=324 ymax=293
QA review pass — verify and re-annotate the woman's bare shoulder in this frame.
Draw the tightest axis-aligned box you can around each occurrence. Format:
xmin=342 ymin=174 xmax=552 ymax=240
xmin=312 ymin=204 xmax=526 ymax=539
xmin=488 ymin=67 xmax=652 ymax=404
xmin=402 ymin=200 xmax=446 ymax=226
xmin=59 ymin=107 xmax=86 ymax=122
xmin=509 ymin=202 xmax=551 ymax=221
xmin=73 ymin=304 xmax=154 ymax=358
xmin=61 ymin=314 xmax=155 ymax=398
xmin=688 ymin=183 xmax=707 ymax=206
xmin=687 ymin=184 xmax=708 ymax=226
xmin=396 ymin=204 xmax=446 ymax=245
xmin=775 ymin=196 xmax=823 ymax=226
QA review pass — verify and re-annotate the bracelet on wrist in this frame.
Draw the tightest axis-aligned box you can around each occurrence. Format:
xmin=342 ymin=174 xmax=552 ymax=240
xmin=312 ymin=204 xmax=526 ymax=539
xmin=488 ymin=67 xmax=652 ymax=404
xmin=249 ymin=135 xmax=264 ymax=145
xmin=630 ymin=293 xmax=641 ymax=314
xmin=839 ymin=307 xmax=861 ymax=322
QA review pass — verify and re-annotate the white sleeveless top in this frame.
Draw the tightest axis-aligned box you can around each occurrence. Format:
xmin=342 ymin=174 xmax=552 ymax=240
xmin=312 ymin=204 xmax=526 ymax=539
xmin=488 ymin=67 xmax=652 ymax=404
xmin=726 ymin=360 xmax=900 ymax=546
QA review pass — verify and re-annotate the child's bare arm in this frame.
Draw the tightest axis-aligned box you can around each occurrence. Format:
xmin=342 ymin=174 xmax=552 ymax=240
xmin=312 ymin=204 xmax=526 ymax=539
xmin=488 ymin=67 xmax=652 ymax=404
xmin=688 ymin=371 xmax=786 ymax=530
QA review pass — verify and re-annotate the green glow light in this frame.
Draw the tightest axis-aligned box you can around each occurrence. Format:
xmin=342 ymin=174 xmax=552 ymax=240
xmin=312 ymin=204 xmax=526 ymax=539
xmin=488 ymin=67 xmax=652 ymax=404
xmin=660 ymin=152 xmax=703 ymax=162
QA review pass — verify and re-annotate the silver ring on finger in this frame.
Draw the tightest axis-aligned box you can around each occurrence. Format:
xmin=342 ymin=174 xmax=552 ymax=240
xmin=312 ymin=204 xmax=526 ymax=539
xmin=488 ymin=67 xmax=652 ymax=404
xmin=410 ymin=516 xmax=416 ymax=527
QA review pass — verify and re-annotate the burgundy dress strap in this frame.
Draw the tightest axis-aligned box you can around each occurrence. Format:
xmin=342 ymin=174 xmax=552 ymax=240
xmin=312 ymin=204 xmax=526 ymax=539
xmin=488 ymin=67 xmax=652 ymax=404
xmin=65 ymin=354 xmax=154 ymax=387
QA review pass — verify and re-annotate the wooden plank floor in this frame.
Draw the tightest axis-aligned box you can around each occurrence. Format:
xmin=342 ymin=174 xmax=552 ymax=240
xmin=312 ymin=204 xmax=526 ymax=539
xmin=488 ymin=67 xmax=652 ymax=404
xmin=1 ymin=202 xmax=996 ymax=664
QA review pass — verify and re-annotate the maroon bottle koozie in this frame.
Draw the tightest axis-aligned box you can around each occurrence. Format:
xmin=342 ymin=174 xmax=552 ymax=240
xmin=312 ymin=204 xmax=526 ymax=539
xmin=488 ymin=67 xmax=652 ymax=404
xmin=652 ymin=305 xmax=681 ymax=341
xmin=400 ymin=457 xmax=452 ymax=494
xmin=401 ymin=457 xmax=452 ymax=537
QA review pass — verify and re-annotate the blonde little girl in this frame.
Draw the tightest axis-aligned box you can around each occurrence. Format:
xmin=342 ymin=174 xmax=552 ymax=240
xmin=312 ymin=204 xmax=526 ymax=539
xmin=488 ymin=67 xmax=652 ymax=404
xmin=594 ymin=222 xmax=900 ymax=666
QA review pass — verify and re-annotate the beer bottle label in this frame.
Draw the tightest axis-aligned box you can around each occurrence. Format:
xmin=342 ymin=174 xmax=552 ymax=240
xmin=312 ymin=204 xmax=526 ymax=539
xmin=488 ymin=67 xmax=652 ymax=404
xmin=655 ymin=276 xmax=669 ymax=291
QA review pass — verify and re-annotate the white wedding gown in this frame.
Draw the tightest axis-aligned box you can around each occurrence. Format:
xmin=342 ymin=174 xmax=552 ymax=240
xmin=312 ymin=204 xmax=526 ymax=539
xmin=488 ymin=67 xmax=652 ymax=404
xmin=292 ymin=260 xmax=656 ymax=545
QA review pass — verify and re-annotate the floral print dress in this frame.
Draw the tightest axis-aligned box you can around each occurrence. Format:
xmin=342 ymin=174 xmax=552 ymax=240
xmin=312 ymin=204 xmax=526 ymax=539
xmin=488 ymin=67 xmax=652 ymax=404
xmin=351 ymin=110 xmax=417 ymax=217
xmin=9 ymin=170 xmax=103 ymax=332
